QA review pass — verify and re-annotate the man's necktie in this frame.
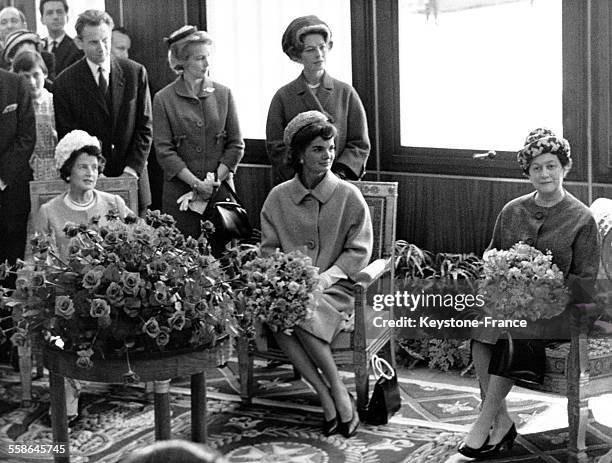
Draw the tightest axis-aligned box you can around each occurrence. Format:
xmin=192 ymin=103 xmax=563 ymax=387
xmin=50 ymin=40 xmax=57 ymax=53
xmin=98 ymin=66 xmax=108 ymax=95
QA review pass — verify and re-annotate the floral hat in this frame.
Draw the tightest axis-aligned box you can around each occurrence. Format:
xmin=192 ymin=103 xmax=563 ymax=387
xmin=517 ymin=127 xmax=571 ymax=172
xmin=281 ymin=15 xmax=332 ymax=60
xmin=283 ymin=110 xmax=330 ymax=146
xmin=55 ymin=130 xmax=101 ymax=170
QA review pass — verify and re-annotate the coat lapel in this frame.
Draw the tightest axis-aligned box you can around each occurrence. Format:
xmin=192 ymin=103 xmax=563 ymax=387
xmin=316 ymin=72 xmax=334 ymax=118
xmin=110 ymin=58 xmax=125 ymax=131
xmin=294 ymin=73 xmax=335 ymax=123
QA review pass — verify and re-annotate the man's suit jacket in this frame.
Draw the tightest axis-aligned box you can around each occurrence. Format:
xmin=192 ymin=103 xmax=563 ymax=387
xmin=0 ymin=69 xmax=35 ymax=215
xmin=43 ymin=35 xmax=83 ymax=77
xmin=53 ymin=57 xmax=153 ymax=208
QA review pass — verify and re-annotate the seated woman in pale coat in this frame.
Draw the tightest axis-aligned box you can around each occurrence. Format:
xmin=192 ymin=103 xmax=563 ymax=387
xmin=35 ymin=130 xmax=132 ymax=423
xmin=261 ymin=111 xmax=373 ymax=438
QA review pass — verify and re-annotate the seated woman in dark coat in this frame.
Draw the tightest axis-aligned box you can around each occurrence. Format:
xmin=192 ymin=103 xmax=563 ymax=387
xmin=456 ymin=128 xmax=600 ymax=460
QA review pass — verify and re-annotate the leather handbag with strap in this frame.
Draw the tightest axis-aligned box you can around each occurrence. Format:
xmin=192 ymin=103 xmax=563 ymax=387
xmin=202 ymin=174 xmax=252 ymax=242
xmin=365 ymin=355 xmax=402 ymax=425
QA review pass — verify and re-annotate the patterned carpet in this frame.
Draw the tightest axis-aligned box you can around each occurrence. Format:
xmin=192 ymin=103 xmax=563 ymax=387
xmin=0 ymin=360 xmax=610 ymax=462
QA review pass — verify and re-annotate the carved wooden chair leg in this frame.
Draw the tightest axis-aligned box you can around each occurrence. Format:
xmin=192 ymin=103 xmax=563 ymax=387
xmin=354 ymin=357 xmax=369 ymax=419
xmin=237 ymin=336 xmax=253 ymax=403
xmin=18 ymin=341 xmax=32 ymax=406
xmin=567 ymin=335 xmax=590 ymax=463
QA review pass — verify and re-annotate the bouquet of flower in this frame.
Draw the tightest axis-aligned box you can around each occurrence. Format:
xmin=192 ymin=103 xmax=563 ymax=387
xmin=229 ymin=245 xmax=320 ymax=335
xmin=0 ymin=210 xmax=237 ymax=371
xmin=479 ymin=242 xmax=569 ymax=321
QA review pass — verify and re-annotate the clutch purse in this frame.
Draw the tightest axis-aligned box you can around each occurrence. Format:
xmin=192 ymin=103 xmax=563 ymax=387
xmin=488 ymin=331 xmax=546 ymax=385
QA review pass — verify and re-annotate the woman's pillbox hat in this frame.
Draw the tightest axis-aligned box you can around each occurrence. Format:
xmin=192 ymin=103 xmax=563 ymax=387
xmin=2 ymin=30 xmax=41 ymax=62
xmin=164 ymin=25 xmax=202 ymax=47
xmin=517 ymin=127 xmax=571 ymax=172
xmin=281 ymin=15 xmax=332 ymax=60
xmin=283 ymin=110 xmax=330 ymax=146
xmin=55 ymin=130 xmax=101 ymax=170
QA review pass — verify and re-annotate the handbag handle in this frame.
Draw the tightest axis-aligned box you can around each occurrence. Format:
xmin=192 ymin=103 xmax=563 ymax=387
xmin=371 ymin=355 xmax=395 ymax=380
xmin=211 ymin=168 xmax=246 ymax=206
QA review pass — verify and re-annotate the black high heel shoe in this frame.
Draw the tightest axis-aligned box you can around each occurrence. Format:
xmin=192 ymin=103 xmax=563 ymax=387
xmin=457 ymin=423 xmax=517 ymax=460
xmin=322 ymin=415 xmax=338 ymax=436
xmin=338 ymin=393 xmax=359 ymax=438
xmin=457 ymin=436 xmax=493 ymax=460
xmin=489 ymin=423 xmax=517 ymax=453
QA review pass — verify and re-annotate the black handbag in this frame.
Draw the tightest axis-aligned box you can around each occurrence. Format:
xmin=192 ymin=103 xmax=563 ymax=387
xmin=202 ymin=179 xmax=252 ymax=241
xmin=365 ymin=355 xmax=402 ymax=425
xmin=488 ymin=331 xmax=547 ymax=386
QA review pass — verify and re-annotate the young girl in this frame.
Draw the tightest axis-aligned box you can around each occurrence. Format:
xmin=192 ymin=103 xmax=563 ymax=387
xmin=12 ymin=50 xmax=58 ymax=181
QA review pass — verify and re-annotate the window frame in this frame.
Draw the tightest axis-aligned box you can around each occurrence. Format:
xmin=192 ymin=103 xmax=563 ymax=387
xmin=204 ymin=0 xmax=603 ymax=184
xmin=372 ymin=0 xmax=588 ymax=181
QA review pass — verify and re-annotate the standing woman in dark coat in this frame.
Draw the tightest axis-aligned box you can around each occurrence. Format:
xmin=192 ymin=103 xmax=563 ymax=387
xmin=456 ymin=128 xmax=600 ymax=460
xmin=153 ymin=26 xmax=244 ymax=243
xmin=266 ymin=15 xmax=369 ymax=185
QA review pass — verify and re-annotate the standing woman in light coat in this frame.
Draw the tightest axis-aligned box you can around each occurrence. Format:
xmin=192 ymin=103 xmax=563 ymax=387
xmin=153 ymin=26 xmax=244 ymax=245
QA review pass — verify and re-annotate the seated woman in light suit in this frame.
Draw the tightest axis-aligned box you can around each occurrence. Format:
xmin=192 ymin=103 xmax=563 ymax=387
xmin=35 ymin=129 xmax=132 ymax=423
xmin=261 ymin=111 xmax=373 ymax=437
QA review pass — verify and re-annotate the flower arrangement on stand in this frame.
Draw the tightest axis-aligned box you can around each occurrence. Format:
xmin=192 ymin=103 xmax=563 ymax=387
xmin=0 ymin=210 xmax=238 ymax=380
xmin=479 ymin=241 xmax=569 ymax=322
xmin=227 ymin=245 xmax=321 ymax=337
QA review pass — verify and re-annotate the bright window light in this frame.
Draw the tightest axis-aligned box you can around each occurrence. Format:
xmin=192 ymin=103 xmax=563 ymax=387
xmin=399 ymin=0 xmax=562 ymax=151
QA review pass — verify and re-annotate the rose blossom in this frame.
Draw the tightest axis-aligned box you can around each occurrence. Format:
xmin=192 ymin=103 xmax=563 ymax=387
xmin=168 ymin=311 xmax=186 ymax=331
xmin=90 ymin=298 xmax=111 ymax=318
xmin=143 ymin=318 xmax=161 ymax=338
xmin=121 ymin=272 xmax=141 ymax=296
xmin=156 ymin=326 xmax=171 ymax=347
xmin=106 ymin=282 xmax=124 ymax=306
xmin=55 ymin=295 xmax=75 ymax=319
xmin=82 ymin=269 xmax=103 ymax=290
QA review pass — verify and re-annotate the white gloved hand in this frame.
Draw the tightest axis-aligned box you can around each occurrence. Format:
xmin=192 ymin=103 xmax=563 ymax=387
xmin=177 ymin=191 xmax=194 ymax=211
xmin=317 ymin=273 xmax=333 ymax=291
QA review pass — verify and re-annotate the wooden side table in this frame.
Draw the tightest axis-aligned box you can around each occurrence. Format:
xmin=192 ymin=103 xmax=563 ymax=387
xmin=43 ymin=341 xmax=230 ymax=463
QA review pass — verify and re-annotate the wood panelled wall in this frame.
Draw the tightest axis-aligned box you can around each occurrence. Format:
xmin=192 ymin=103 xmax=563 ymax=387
xmin=236 ymin=165 xmax=612 ymax=255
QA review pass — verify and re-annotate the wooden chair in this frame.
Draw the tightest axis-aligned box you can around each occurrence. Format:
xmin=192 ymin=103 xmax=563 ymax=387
xmin=29 ymin=177 xmax=139 ymax=214
xmin=237 ymin=181 xmax=399 ymax=417
xmin=16 ymin=177 xmax=139 ymax=405
xmin=525 ymin=198 xmax=612 ymax=463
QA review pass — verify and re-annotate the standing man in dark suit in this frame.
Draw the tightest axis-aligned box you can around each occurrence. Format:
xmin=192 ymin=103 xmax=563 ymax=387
xmin=40 ymin=0 xmax=83 ymax=77
xmin=0 ymin=69 xmax=35 ymax=273
xmin=53 ymin=10 xmax=152 ymax=213
xmin=0 ymin=68 xmax=35 ymax=363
